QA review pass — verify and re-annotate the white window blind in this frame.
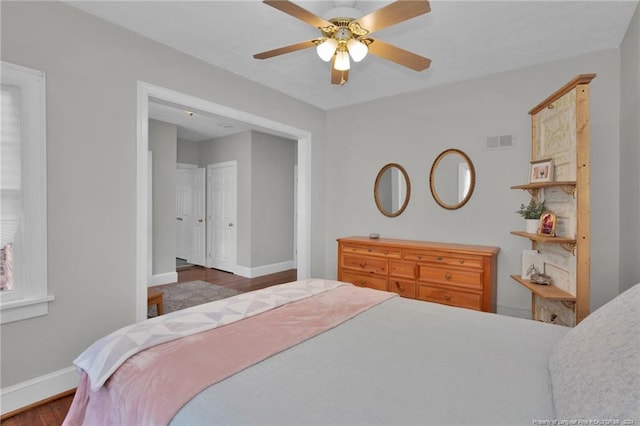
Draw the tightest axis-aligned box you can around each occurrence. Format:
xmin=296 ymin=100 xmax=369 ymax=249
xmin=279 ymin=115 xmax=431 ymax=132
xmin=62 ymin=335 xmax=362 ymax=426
xmin=1 ymin=83 xmax=23 ymax=292
xmin=0 ymin=61 xmax=52 ymax=324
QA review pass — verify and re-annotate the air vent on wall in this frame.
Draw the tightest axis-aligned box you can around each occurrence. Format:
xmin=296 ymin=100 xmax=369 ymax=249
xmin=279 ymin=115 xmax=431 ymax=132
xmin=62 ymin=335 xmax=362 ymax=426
xmin=486 ymin=134 xmax=514 ymax=150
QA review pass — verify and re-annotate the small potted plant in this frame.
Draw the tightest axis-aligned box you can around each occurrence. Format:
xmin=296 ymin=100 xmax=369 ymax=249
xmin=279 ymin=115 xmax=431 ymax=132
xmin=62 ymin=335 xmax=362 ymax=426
xmin=516 ymin=199 xmax=546 ymax=233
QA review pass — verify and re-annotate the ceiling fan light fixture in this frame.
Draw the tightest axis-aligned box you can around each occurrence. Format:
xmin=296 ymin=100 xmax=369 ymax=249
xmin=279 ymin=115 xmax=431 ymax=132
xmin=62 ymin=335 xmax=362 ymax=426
xmin=346 ymin=38 xmax=368 ymax=62
xmin=316 ymin=38 xmax=338 ymax=62
xmin=334 ymin=49 xmax=350 ymax=71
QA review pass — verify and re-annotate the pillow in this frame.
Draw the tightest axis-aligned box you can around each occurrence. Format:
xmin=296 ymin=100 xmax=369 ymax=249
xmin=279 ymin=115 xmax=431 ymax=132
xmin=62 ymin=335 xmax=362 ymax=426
xmin=548 ymin=283 xmax=640 ymax=420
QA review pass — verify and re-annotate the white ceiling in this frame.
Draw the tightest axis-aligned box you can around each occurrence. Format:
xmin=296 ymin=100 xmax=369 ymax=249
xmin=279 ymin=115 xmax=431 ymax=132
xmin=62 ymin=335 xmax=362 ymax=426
xmin=148 ymin=99 xmax=255 ymax=141
xmin=67 ymin=0 xmax=638 ymax=139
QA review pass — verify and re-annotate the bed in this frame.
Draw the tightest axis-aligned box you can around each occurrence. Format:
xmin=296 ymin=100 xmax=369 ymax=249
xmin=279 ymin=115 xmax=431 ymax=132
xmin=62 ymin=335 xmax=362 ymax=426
xmin=64 ymin=279 xmax=639 ymax=425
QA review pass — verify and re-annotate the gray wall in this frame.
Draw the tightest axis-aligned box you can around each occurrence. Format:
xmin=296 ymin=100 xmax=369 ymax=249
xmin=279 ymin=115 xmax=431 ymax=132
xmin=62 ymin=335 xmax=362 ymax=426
xmin=619 ymin=3 xmax=640 ymax=293
xmin=149 ymin=119 xmax=177 ymax=275
xmin=198 ymin=131 xmax=296 ymax=269
xmin=251 ymin=132 xmax=296 ymax=266
xmin=176 ymin=138 xmax=200 ymax=165
xmin=199 ymin=131 xmax=253 ymax=267
xmin=0 ymin=1 xmax=327 ymax=389
xmin=325 ymin=49 xmax=624 ymax=317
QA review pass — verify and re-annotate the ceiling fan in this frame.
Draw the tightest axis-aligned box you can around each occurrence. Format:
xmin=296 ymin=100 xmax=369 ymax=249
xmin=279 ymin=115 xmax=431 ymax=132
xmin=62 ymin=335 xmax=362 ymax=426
xmin=253 ymin=0 xmax=432 ymax=85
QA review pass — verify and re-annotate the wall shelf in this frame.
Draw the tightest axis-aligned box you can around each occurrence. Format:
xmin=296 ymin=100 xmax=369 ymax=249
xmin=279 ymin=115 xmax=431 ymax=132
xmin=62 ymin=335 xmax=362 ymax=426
xmin=511 ymin=181 xmax=576 ymax=197
xmin=510 ymin=231 xmax=577 ymax=254
xmin=510 ymin=275 xmax=576 ymax=301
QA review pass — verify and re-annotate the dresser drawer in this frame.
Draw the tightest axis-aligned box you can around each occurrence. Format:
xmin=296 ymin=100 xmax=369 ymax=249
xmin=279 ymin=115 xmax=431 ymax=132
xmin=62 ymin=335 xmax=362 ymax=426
xmin=390 ymin=260 xmax=417 ymax=279
xmin=341 ymin=271 xmax=388 ymax=291
xmin=418 ymin=265 xmax=483 ymax=290
xmin=342 ymin=254 xmax=388 ymax=275
xmin=341 ymin=243 xmax=402 ymax=259
xmin=405 ymin=251 xmax=483 ymax=269
xmin=416 ymin=284 xmax=482 ymax=310
xmin=389 ymin=279 xmax=416 ymax=298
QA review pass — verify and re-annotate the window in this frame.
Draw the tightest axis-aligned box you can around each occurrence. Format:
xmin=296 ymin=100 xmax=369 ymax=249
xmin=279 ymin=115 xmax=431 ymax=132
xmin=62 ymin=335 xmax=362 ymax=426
xmin=0 ymin=61 xmax=52 ymax=324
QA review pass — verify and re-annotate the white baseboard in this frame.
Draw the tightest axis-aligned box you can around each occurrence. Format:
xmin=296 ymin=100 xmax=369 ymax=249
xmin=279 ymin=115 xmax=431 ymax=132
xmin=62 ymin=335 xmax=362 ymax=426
xmin=1 ymin=366 xmax=79 ymax=415
xmin=496 ymin=305 xmax=531 ymax=319
xmin=234 ymin=260 xmax=295 ymax=279
xmin=148 ymin=271 xmax=178 ymax=287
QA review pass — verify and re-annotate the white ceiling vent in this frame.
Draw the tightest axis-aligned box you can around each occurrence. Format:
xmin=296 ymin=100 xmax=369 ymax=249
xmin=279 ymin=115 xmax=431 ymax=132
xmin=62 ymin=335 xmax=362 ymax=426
xmin=486 ymin=134 xmax=514 ymax=150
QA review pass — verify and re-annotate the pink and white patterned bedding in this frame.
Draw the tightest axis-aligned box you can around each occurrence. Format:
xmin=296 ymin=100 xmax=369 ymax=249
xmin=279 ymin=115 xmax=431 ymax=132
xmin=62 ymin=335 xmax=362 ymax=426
xmin=73 ymin=279 xmax=347 ymax=391
xmin=63 ymin=280 xmax=396 ymax=425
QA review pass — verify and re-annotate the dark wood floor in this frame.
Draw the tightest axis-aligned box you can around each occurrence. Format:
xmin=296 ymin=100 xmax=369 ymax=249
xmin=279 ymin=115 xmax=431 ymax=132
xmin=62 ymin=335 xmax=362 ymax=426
xmin=173 ymin=265 xmax=298 ymax=293
xmin=2 ymin=267 xmax=297 ymax=425
xmin=1 ymin=391 xmax=74 ymax=426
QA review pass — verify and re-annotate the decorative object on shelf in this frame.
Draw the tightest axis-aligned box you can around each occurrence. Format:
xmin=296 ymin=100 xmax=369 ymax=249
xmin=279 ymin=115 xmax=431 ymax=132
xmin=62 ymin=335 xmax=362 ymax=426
xmin=522 ymin=249 xmax=544 ymax=280
xmin=538 ymin=211 xmax=557 ymax=236
xmin=516 ymin=198 xmax=546 ymax=233
xmin=530 ymin=273 xmax=553 ymax=285
xmin=368 ymin=233 xmax=380 ymax=239
xmin=529 ymin=158 xmax=554 ymax=183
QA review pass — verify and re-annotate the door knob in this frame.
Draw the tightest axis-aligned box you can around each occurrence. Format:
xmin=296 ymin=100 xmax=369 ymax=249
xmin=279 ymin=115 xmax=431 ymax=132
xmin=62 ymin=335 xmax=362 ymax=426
xmin=229 ymin=223 xmax=234 ymax=227
xmin=176 ymin=217 xmax=183 ymax=221
xmin=198 ymin=219 xmax=203 ymax=223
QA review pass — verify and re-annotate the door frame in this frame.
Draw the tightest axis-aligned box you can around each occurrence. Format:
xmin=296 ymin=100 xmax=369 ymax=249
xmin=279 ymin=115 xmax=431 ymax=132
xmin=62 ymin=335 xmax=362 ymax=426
xmin=136 ymin=81 xmax=312 ymax=322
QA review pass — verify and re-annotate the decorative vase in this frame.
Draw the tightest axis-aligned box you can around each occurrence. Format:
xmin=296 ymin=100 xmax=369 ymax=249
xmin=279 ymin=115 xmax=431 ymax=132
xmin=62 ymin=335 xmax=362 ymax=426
xmin=525 ymin=219 xmax=539 ymax=234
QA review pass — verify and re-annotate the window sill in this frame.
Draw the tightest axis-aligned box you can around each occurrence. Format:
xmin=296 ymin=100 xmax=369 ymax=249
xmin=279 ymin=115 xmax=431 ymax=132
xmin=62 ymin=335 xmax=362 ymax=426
xmin=0 ymin=295 xmax=55 ymax=324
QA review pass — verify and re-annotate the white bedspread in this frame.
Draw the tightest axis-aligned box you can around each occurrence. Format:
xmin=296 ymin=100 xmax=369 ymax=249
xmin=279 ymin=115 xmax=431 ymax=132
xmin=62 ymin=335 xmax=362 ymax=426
xmin=172 ymin=296 xmax=569 ymax=425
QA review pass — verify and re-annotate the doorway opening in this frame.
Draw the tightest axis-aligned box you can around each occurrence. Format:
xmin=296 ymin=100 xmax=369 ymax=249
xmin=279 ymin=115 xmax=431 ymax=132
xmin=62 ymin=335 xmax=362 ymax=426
xmin=137 ymin=82 xmax=312 ymax=322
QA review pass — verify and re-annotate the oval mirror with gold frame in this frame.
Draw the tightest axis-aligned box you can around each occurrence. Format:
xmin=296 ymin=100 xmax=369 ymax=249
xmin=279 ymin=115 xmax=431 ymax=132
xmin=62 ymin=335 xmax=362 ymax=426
xmin=374 ymin=163 xmax=411 ymax=217
xmin=429 ymin=149 xmax=476 ymax=210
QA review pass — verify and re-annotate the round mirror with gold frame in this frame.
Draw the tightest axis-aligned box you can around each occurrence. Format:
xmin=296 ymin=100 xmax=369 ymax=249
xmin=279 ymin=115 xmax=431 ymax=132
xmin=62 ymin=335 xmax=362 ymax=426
xmin=429 ymin=149 xmax=475 ymax=210
xmin=374 ymin=163 xmax=411 ymax=217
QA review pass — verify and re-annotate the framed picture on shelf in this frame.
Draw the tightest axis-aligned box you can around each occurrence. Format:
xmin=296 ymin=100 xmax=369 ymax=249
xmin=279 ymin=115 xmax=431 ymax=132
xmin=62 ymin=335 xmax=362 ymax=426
xmin=529 ymin=158 xmax=554 ymax=183
xmin=538 ymin=211 xmax=557 ymax=236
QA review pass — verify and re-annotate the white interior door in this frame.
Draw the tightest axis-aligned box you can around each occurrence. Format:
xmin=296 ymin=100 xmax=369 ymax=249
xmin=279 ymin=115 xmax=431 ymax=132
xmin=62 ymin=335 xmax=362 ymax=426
xmin=207 ymin=161 xmax=237 ymax=272
xmin=175 ymin=169 xmax=189 ymax=260
xmin=188 ymin=167 xmax=206 ymax=266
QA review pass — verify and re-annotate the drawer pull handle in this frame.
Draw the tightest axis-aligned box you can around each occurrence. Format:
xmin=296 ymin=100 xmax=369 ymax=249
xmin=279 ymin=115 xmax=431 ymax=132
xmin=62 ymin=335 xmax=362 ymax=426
xmin=358 ymin=280 xmax=366 ymax=285
xmin=459 ymin=259 xmax=465 ymax=264
xmin=359 ymin=262 xmax=367 ymax=268
xmin=445 ymin=273 xmax=452 ymax=280
xmin=384 ymin=250 xmax=388 ymax=254
xmin=444 ymin=294 xmax=451 ymax=300
xmin=395 ymin=281 xmax=405 ymax=292
xmin=417 ymin=255 xmax=423 ymax=259
xmin=437 ymin=257 xmax=443 ymax=261
xmin=367 ymin=248 xmax=372 ymax=252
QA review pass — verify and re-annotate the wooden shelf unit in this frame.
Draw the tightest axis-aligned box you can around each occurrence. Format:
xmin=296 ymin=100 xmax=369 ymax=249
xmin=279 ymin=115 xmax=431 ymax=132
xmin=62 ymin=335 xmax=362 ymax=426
xmin=510 ymin=74 xmax=594 ymax=326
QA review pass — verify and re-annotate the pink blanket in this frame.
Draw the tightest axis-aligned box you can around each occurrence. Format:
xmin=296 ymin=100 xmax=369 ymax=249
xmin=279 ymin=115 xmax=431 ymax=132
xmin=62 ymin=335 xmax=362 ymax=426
xmin=64 ymin=285 xmax=395 ymax=425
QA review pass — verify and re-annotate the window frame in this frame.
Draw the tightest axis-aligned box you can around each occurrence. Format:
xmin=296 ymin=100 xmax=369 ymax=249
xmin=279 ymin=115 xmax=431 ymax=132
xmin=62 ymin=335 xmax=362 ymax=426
xmin=0 ymin=61 xmax=53 ymax=324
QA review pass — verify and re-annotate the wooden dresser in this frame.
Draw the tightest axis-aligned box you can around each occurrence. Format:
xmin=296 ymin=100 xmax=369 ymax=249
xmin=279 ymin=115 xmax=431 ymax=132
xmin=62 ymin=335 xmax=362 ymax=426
xmin=337 ymin=236 xmax=500 ymax=312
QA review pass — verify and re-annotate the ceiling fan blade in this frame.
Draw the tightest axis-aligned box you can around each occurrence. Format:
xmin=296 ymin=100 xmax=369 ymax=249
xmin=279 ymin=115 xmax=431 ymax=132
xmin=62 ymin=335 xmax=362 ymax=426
xmin=331 ymin=57 xmax=349 ymax=85
xmin=367 ymin=38 xmax=431 ymax=71
xmin=263 ymin=0 xmax=335 ymax=30
xmin=254 ymin=39 xmax=318 ymax=60
xmin=355 ymin=0 xmax=431 ymax=34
